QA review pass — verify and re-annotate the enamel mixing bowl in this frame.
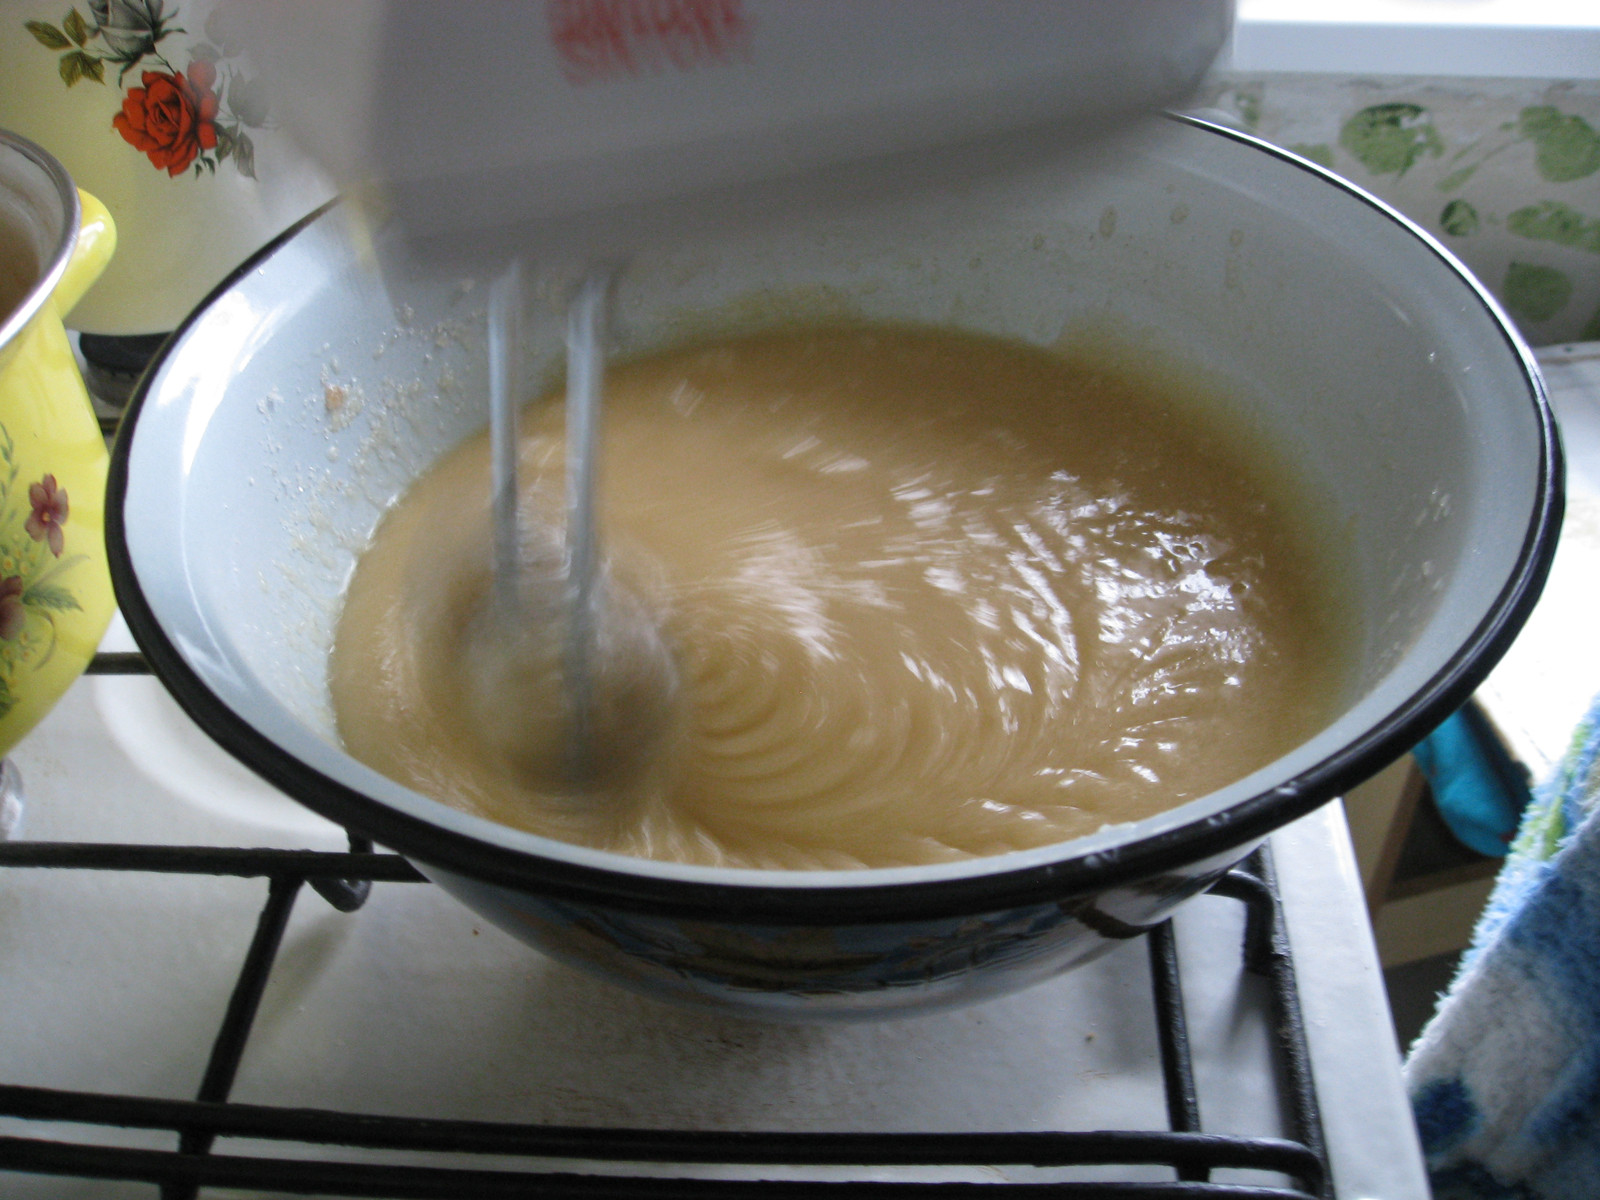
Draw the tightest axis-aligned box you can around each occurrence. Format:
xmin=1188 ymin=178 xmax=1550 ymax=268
xmin=107 ymin=117 xmax=1561 ymax=1018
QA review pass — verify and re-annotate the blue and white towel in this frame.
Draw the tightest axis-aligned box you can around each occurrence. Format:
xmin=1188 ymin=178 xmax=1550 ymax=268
xmin=1405 ymin=692 xmax=1600 ymax=1199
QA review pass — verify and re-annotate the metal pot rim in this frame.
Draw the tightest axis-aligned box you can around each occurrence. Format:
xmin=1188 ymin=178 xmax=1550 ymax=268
xmin=0 ymin=128 xmax=80 ymax=357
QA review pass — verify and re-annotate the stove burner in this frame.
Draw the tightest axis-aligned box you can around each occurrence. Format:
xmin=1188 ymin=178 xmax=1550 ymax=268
xmin=0 ymin=651 xmax=1332 ymax=1198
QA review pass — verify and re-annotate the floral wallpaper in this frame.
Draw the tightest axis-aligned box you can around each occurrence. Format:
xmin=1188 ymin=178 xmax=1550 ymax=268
xmin=1193 ymin=74 xmax=1600 ymax=346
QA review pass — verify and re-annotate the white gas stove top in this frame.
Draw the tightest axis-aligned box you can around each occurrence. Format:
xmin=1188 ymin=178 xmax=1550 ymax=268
xmin=0 ymin=620 xmax=1427 ymax=1198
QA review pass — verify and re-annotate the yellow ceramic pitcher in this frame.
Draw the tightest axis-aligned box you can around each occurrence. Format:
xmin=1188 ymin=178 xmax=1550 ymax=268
xmin=0 ymin=128 xmax=116 ymax=758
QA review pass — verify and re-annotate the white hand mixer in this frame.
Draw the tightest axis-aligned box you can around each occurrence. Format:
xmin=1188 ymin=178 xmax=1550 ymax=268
xmin=230 ymin=0 xmax=1233 ymax=785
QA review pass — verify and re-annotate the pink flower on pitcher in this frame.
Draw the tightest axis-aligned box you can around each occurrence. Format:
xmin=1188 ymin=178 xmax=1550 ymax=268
xmin=26 ymin=475 xmax=68 ymax=557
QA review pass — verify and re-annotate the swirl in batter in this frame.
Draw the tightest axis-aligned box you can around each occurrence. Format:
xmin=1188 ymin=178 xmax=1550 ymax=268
xmin=330 ymin=326 xmax=1346 ymax=869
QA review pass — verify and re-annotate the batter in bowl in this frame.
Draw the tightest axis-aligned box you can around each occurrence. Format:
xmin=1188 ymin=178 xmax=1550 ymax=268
xmin=330 ymin=324 xmax=1349 ymax=869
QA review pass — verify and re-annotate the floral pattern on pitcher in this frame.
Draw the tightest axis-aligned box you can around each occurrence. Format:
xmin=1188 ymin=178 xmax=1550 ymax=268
xmin=0 ymin=424 xmax=85 ymax=719
xmin=23 ymin=1 xmax=270 ymax=178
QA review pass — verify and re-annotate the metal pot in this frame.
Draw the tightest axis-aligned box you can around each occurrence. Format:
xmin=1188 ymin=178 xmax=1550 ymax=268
xmin=0 ymin=129 xmax=117 ymax=762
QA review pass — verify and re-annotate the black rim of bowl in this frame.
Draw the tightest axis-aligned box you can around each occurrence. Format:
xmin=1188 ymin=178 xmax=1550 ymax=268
xmin=104 ymin=116 xmax=1565 ymax=925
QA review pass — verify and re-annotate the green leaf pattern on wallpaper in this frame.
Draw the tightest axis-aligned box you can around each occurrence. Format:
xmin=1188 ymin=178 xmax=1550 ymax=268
xmin=1507 ymin=201 xmax=1600 ymax=254
xmin=1519 ymin=106 xmax=1600 ymax=183
xmin=1440 ymin=199 xmax=1480 ymax=237
xmin=1339 ymin=103 xmax=1445 ymax=177
xmin=1198 ymin=78 xmax=1600 ymax=341
xmin=1504 ymin=262 xmax=1575 ymax=323
xmin=1338 ymin=103 xmax=1599 ymax=325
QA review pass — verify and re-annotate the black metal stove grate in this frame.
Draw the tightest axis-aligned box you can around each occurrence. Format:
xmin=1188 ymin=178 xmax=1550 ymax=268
xmin=0 ymin=654 xmax=1333 ymax=1199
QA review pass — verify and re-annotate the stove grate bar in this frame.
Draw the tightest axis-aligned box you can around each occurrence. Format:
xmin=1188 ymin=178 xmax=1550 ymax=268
xmin=1147 ymin=920 xmax=1202 ymax=1175
xmin=1211 ymin=856 xmax=1330 ymax=1198
xmin=0 ymin=841 xmax=427 ymax=882
xmin=0 ymin=1134 xmax=1325 ymax=1198
xmin=172 ymin=874 xmax=304 ymax=1200
xmin=85 ymin=651 xmax=151 ymax=674
xmin=0 ymin=1084 xmax=1323 ymax=1176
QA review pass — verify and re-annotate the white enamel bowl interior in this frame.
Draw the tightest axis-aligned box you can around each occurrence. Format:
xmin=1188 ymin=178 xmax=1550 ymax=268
xmin=119 ymin=118 xmax=1549 ymax=893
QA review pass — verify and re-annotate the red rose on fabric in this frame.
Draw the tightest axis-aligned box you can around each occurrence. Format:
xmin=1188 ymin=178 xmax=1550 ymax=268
xmin=25 ymin=474 xmax=68 ymax=558
xmin=112 ymin=61 xmax=219 ymax=176
xmin=0 ymin=577 xmax=25 ymax=642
